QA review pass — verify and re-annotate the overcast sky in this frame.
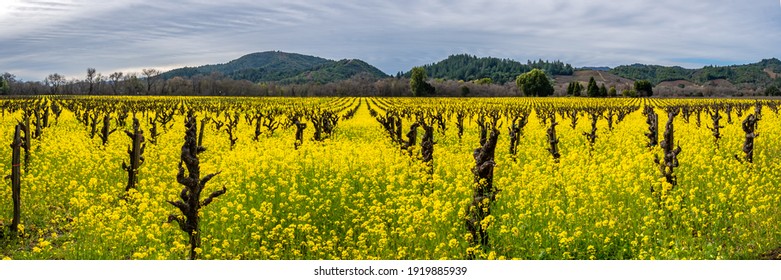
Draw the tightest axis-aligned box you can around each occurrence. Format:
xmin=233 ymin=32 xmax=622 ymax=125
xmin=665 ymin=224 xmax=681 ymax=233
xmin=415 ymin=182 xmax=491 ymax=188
xmin=1 ymin=0 xmax=780 ymax=81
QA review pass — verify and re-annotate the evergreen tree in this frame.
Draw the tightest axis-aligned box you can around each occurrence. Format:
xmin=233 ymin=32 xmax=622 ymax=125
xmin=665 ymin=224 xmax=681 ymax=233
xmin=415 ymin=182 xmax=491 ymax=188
xmin=634 ymin=80 xmax=654 ymax=97
xmin=567 ymin=81 xmax=584 ymax=97
xmin=587 ymin=77 xmax=599 ymax=97
xmin=574 ymin=82 xmax=582 ymax=97
xmin=599 ymin=84 xmax=608 ymax=97
xmin=765 ymin=85 xmax=780 ymax=96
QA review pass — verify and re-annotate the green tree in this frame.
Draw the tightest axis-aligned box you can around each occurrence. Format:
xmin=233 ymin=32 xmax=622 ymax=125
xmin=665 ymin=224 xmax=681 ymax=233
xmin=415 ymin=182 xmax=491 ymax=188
xmin=574 ymin=82 xmax=582 ymax=97
xmin=765 ymin=85 xmax=781 ymax=96
xmin=566 ymin=81 xmax=583 ymax=96
xmin=461 ymin=85 xmax=470 ymax=97
xmin=474 ymin=77 xmax=492 ymax=85
xmin=0 ymin=78 xmax=8 ymax=95
xmin=587 ymin=77 xmax=599 ymax=97
xmin=634 ymin=80 xmax=654 ymax=97
xmin=515 ymin=69 xmax=554 ymax=97
xmin=599 ymin=84 xmax=608 ymax=97
xmin=608 ymin=86 xmax=617 ymax=97
xmin=410 ymin=67 xmax=435 ymax=96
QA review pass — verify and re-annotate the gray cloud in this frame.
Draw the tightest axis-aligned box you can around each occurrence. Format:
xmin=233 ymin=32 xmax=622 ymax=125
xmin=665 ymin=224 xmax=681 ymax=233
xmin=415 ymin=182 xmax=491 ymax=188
xmin=1 ymin=0 xmax=779 ymax=81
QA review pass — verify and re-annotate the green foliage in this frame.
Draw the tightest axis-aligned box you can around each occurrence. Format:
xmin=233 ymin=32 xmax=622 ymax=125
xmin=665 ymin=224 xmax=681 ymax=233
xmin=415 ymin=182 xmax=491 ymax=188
xmin=610 ymin=64 xmax=692 ymax=84
xmin=281 ymin=59 xmax=388 ymax=84
xmin=621 ymin=89 xmax=637 ymax=97
xmin=411 ymin=54 xmax=573 ymax=84
xmin=515 ymin=69 xmax=553 ymax=97
xmin=586 ymin=77 xmax=599 ymax=97
xmin=766 ymin=85 xmax=781 ymax=96
xmin=608 ymin=86 xmax=617 ymax=97
xmin=567 ymin=81 xmax=583 ymax=96
xmin=473 ymin=78 xmax=493 ymax=85
xmin=572 ymin=82 xmax=583 ymax=96
xmin=410 ymin=67 xmax=435 ymax=96
xmin=610 ymin=58 xmax=781 ymax=86
xmin=0 ymin=76 xmax=8 ymax=95
xmin=460 ymin=85 xmax=470 ymax=97
xmin=161 ymin=51 xmax=387 ymax=84
xmin=692 ymin=66 xmax=731 ymax=83
xmin=634 ymin=80 xmax=653 ymax=97
xmin=599 ymin=84 xmax=608 ymax=97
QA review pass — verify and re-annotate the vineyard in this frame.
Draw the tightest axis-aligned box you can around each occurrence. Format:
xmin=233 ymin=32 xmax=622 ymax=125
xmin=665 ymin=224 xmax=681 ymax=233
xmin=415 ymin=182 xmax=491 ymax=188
xmin=1 ymin=96 xmax=781 ymax=260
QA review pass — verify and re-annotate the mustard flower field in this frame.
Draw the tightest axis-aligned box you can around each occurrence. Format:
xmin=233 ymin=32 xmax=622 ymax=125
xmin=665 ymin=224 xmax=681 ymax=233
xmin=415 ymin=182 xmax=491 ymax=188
xmin=1 ymin=96 xmax=780 ymax=260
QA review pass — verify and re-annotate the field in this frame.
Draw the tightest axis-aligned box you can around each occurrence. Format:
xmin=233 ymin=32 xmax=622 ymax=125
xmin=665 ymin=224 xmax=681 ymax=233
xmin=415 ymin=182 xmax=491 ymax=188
xmin=1 ymin=96 xmax=780 ymax=260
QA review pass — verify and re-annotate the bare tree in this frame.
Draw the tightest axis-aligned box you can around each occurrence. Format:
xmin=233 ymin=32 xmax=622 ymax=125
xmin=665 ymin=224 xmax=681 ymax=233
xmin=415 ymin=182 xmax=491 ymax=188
xmin=109 ymin=72 xmax=124 ymax=95
xmin=44 ymin=73 xmax=65 ymax=94
xmin=142 ymin=68 xmax=162 ymax=94
xmin=86 ymin=68 xmax=97 ymax=94
xmin=94 ymin=73 xmax=105 ymax=94
xmin=123 ymin=73 xmax=143 ymax=95
xmin=167 ymin=76 xmax=192 ymax=95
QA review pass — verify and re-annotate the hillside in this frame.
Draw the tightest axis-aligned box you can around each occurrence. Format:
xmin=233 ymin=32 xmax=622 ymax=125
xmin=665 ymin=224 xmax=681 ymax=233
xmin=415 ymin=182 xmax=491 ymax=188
xmin=409 ymin=54 xmax=574 ymax=84
xmin=609 ymin=58 xmax=781 ymax=86
xmin=281 ymin=59 xmax=389 ymax=84
xmin=159 ymin=51 xmax=780 ymax=92
xmin=553 ymin=70 xmax=635 ymax=93
xmin=161 ymin=51 xmax=387 ymax=84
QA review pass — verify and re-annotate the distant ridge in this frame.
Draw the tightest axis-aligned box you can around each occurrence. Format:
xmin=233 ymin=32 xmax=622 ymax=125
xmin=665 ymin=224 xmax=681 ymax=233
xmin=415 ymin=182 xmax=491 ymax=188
xmin=161 ymin=51 xmax=388 ymax=84
xmin=609 ymin=58 xmax=781 ymax=85
xmin=160 ymin=51 xmax=780 ymax=89
xmin=410 ymin=54 xmax=574 ymax=84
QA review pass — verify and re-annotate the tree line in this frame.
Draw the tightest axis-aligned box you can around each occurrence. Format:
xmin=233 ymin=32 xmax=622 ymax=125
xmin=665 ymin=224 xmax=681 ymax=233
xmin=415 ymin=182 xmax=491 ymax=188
xmin=3 ymin=66 xmax=775 ymax=98
xmin=2 ymin=67 xmax=530 ymax=97
xmin=610 ymin=58 xmax=781 ymax=86
xmin=404 ymin=54 xmax=574 ymax=84
xmin=0 ymin=67 xmax=650 ymax=98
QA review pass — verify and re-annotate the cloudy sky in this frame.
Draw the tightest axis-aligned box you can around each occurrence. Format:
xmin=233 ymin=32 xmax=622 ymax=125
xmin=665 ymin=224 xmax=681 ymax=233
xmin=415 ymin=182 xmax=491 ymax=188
xmin=1 ymin=0 xmax=780 ymax=81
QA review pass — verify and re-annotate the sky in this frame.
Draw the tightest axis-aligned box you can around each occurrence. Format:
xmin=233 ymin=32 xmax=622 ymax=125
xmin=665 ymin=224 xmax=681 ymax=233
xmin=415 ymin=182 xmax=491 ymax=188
xmin=1 ymin=0 xmax=780 ymax=81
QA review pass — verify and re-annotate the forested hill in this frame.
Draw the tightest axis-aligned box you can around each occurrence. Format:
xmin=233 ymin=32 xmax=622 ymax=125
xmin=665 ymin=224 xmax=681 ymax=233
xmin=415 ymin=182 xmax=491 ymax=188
xmin=161 ymin=51 xmax=388 ymax=84
xmin=609 ymin=58 xmax=781 ymax=85
xmin=280 ymin=59 xmax=389 ymax=84
xmin=407 ymin=54 xmax=574 ymax=84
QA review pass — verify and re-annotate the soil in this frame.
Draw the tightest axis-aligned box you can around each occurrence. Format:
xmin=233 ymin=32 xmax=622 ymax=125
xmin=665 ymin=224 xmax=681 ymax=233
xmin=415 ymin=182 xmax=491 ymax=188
xmin=760 ymin=247 xmax=781 ymax=260
xmin=764 ymin=68 xmax=779 ymax=79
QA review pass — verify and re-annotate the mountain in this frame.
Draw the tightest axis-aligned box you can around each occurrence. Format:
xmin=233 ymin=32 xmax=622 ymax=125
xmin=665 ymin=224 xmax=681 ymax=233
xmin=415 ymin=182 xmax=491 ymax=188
xmin=281 ymin=59 xmax=389 ymax=84
xmin=408 ymin=54 xmax=574 ymax=84
xmin=609 ymin=58 xmax=781 ymax=86
xmin=159 ymin=51 xmax=780 ymax=92
xmin=161 ymin=51 xmax=388 ymax=84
